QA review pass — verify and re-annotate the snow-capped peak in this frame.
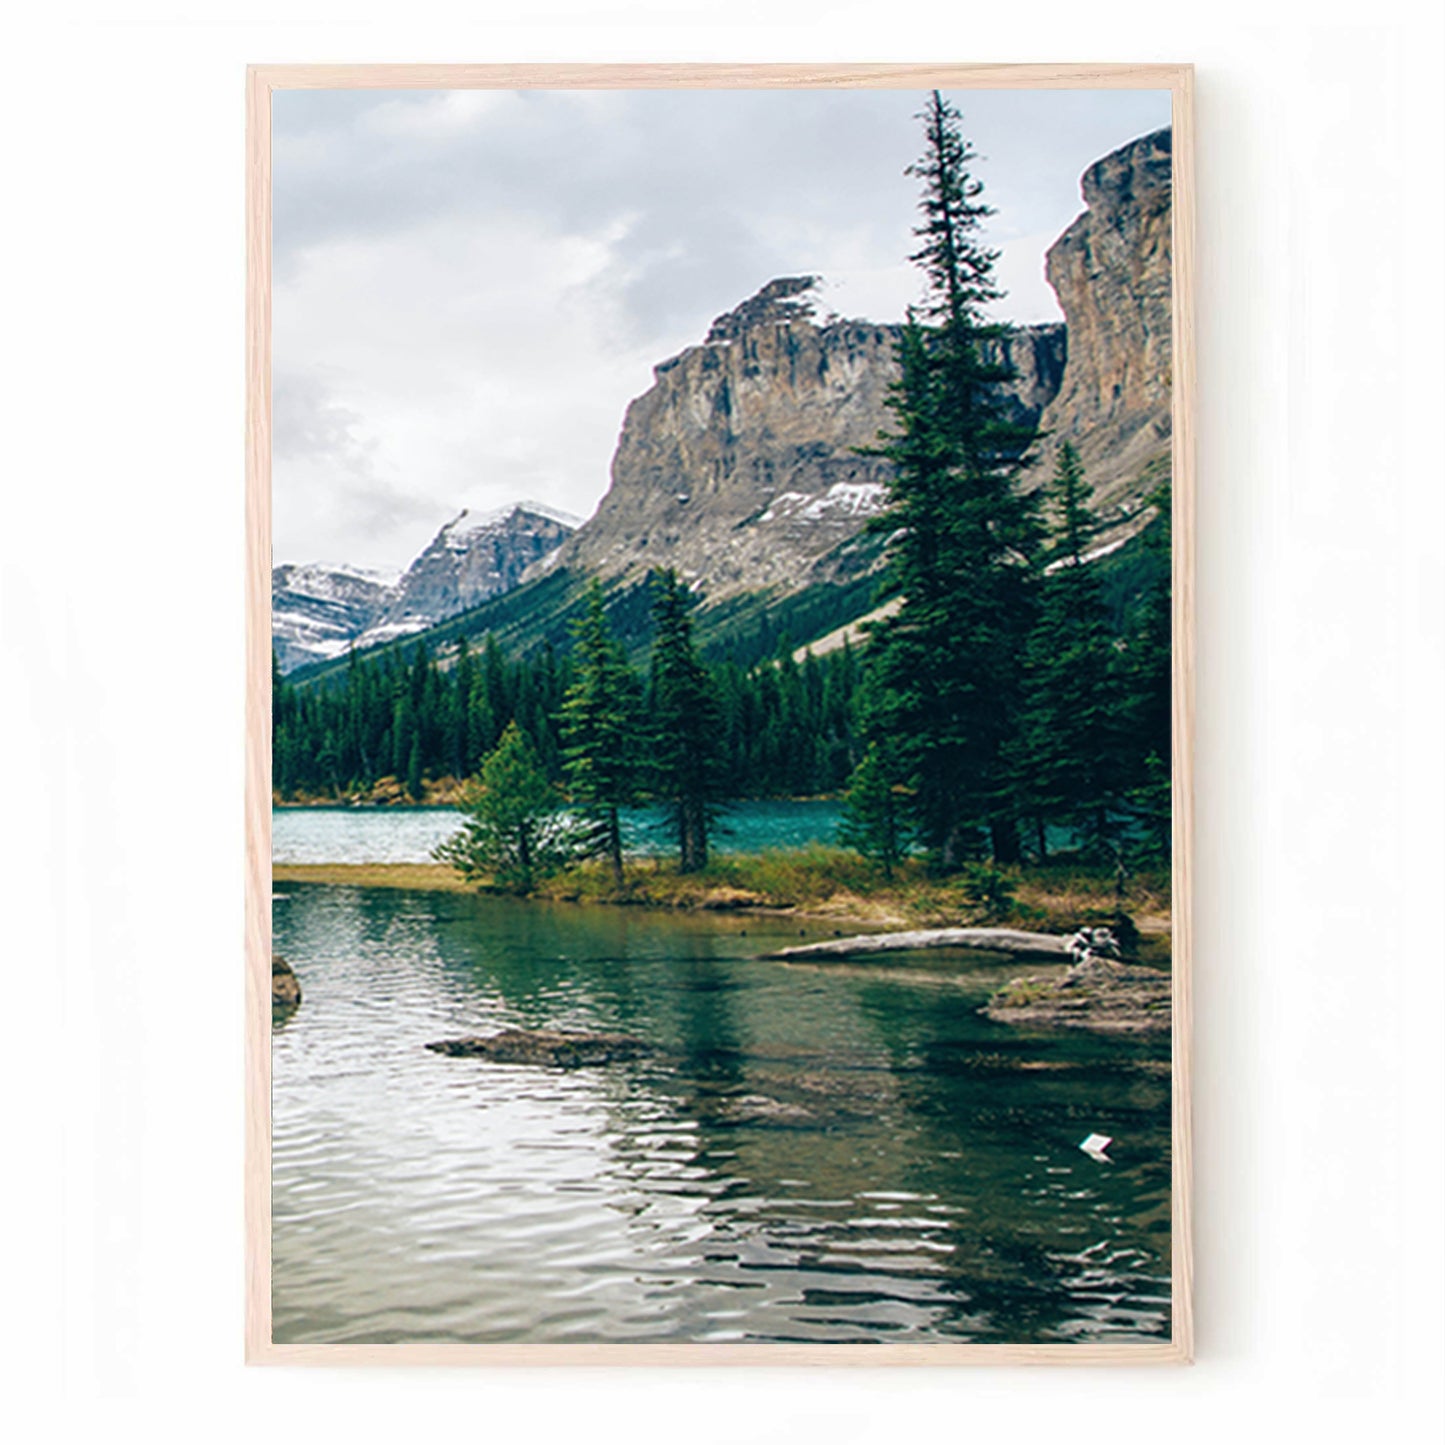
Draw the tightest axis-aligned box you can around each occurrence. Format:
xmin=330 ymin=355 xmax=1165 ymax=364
xmin=442 ymin=499 xmax=583 ymax=541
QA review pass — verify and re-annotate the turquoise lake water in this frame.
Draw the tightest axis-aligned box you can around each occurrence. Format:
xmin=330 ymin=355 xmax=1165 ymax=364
xmin=272 ymin=799 xmax=846 ymax=865
xmin=271 ymin=811 xmax=1172 ymax=1344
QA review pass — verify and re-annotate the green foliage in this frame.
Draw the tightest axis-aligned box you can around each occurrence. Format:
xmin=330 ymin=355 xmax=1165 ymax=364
xmin=859 ymin=90 xmax=1042 ymax=870
xmin=559 ymin=580 xmax=644 ymax=887
xmin=1127 ymin=480 xmax=1173 ymax=827
xmin=406 ymin=735 xmax=424 ymax=801
xmin=837 ymin=743 xmax=910 ymax=877
xmin=958 ymin=863 xmax=1020 ymax=921
xmin=1008 ymin=446 xmax=1132 ymax=852
xmin=648 ymin=569 xmax=723 ymax=872
xmin=1128 ymin=750 xmax=1173 ymax=862
xmin=273 ymin=603 xmax=866 ymax=804
xmin=432 ymin=723 xmax=583 ymax=893
xmin=1046 ymin=441 xmax=1094 ymax=567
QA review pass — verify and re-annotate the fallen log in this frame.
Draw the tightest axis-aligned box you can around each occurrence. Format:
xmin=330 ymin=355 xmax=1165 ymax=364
xmin=760 ymin=927 xmax=1072 ymax=963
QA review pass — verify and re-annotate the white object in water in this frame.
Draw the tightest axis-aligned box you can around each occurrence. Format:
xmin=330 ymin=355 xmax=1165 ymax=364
xmin=1080 ymin=1132 xmax=1113 ymax=1160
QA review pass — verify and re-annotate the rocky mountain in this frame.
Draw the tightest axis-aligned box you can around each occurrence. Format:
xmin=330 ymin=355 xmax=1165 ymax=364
xmin=353 ymin=503 xmax=578 ymax=652
xmin=552 ymin=276 xmax=1065 ymax=597
xmin=273 ymin=503 xmax=577 ymax=673
xmin=271 ymin=563 xmax=400 ymax=675
xmin=1035 ymin=127 xmax=1173 ymax=536
xmin=541 ymin=127 xmax=1171 ymax=600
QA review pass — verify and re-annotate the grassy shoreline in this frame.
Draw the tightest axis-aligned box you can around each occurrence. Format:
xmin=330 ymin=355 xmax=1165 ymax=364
xmin=274 ymin=847 xmax=1171 ymax=956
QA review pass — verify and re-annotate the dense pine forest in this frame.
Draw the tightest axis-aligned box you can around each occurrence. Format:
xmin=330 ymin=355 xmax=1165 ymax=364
xmin=272 ymin=621 xmax=864 ymax=804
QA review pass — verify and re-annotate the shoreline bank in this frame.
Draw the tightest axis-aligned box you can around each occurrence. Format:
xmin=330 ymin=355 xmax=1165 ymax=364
xmin=273 ymin=857 xmax=1171 ymax=955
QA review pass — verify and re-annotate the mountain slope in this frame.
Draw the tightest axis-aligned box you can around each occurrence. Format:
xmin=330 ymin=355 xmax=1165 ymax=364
xmin=272 ymin=502 xmax=576 ymax=672
xmin=271 ymin=563 xmax=400 ymax=675
xmin=354 ymin=503 xmax=577 ymax=652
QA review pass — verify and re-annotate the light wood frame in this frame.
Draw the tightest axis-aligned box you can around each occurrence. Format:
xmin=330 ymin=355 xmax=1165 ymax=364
xmin=246 ymin=61 xmax=1195 ymax=1366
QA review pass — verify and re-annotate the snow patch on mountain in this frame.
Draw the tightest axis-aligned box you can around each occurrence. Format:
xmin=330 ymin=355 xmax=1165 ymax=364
xmin=758 ymin=481 xmax=889 ymax=526
xmin=272 ymin=503 xmax=576 ymax=673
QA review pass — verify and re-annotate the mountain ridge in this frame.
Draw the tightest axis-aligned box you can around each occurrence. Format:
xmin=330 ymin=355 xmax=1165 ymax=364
xmin=272 ymin=502 xmax=576 ymax=672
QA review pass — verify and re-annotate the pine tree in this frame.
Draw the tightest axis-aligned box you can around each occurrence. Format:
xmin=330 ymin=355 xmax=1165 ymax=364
xmin=559 ymin=580 xmax=644 ymax=888
xmin=450 ymin=635 xmax=475 ymax=778
xmin=1124 ymin=479 xmax=1173 ymax=859
xmin=648 ymin=569 xmax=721 ymax=873
xmin=1048 ymin=441 xmax=1093 ymax=567
xmin=861 ymin=90 xmax=1042 ymax=871
xmin=433 ymin=722 xmax=580 ymax=893
xmin=838 ymin=742 xmax=910 ymax=877
xmin=1009 ymin=444 xmax=1130 ymax=853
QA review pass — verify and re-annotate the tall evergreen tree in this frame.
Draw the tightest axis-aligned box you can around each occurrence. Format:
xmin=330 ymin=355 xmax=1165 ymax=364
xmin=648 ymin=569 xmax=721 ymax=873
xmin=838 ymin=742 xmax=910 ymax=877
xmin=559 ymin=580 xmax=644 ymax=888
xmin=1009 ymin=444 xmax=1130 ymax=853
xmin=1125 ymin=479 xmax=1173 ymax=858
xmin=861 ymin=90 xmax=1042 ymax=870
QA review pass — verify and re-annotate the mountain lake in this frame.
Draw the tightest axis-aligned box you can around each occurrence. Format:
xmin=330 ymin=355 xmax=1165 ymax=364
xmin=271 ymin=800 xmax=1172 ymax=1345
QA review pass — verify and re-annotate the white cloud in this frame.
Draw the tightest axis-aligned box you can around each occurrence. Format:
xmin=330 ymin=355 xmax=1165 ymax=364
xmin=274 ymin=208 xmax=666 ymax=567
xmin=360 ymin=89 xmax=521 ymax=140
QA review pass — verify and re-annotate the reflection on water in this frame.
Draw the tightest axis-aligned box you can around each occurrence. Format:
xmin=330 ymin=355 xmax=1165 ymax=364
xmin=272 ymin=884 xmax=1171 ymax=1344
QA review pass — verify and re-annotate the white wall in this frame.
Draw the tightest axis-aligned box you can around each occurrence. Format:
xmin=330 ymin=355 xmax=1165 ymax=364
xmin=3 ymin=3 xmax=1441 ymax=1439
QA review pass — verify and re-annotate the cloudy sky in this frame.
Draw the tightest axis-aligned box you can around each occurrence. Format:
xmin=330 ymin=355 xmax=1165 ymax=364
xmin=273 ymin=86 xmax=1170 ymax=572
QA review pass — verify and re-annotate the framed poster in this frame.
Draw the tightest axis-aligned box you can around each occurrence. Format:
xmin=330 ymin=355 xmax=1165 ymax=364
xmin=247 ymin=63 xmax=1194 ymax=1364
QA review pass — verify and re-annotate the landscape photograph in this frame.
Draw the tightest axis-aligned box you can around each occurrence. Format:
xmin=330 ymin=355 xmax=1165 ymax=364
xmin=265 ymin=78 xmax=1181 ymax=1350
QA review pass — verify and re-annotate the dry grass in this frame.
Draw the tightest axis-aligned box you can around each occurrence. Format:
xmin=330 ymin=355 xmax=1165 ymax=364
xmin=273 ymin=862 xmax=475 ymax=892
xmin=274 ymin=851 xmax=1172 ymax=953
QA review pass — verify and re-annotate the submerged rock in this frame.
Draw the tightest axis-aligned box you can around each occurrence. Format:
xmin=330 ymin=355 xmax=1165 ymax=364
xmin=700 ymin=1092 xmax=815 ymax=1126
xmin=272 ymin=955 xmax=302 ymax=1013
xmin=426 ymin=1028 xmax=653 ymax=1068
xmin=982 ymin=957 xmax=1171 ymax=1035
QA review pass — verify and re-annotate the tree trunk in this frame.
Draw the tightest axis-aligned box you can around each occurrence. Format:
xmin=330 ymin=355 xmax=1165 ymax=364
xmin=990 ymin=816 xmax=1021 ymax=865
xmin=679 ymin=796 xmax=708 ymax=874
xmin=517 ymin=824 xmax=534 ymax=893
xmin=607 ymin=807 xmax=624 ymax=890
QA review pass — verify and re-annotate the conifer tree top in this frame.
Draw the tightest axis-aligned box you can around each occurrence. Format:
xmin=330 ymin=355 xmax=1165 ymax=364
xmin=907 ymin=91 xmax=1003 ymax=330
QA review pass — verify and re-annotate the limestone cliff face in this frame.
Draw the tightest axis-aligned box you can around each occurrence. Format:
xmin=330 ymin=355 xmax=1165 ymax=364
xmin=556 ymin=123 xmax=1172 ymax=602
xmin=559 ymin=278 xmax=1065 ymax=595
xmin=1036 ymin=128 xmax=1173 ymax=529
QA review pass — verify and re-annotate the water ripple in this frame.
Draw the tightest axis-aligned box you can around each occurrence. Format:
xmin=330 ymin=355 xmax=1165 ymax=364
xmin=272 ymin=885 xmax=1171 ymax=1345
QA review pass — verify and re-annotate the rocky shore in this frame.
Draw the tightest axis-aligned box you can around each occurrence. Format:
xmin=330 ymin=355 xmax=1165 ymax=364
xmin=272 ymin=955 xmax=302 ymax=1018
xmin=982 ymin=957 xmax=1171 ymax=1035
xmin=426 ymin=1028 xmax=654 ymax=1068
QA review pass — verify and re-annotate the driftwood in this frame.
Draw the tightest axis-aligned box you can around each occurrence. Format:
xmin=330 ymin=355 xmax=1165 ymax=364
xmin=761 ymin=927 xmax=1072 ymax=963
